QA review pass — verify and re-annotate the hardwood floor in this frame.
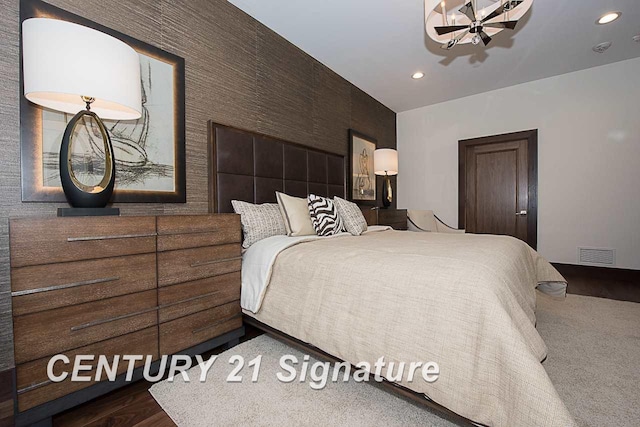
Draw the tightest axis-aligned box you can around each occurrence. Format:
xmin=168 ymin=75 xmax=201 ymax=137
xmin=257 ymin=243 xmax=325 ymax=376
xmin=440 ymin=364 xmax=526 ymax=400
xmin=0 ymin=369 xmax=14 ymax=427
xmin=53 ymin=325 xmax=263 ymax=427
xmin=53 ymin=381 xmax=170 ymax=427
xmin=554 ymin=263 xmax=640 ymax=303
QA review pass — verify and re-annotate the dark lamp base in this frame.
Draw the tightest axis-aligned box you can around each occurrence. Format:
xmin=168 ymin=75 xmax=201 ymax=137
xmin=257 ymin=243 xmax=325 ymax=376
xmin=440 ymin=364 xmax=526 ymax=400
xmin=381 ymin=174 xmax=392 ymax=208
xmin=57 ymin=207 xmax=120 ymax=217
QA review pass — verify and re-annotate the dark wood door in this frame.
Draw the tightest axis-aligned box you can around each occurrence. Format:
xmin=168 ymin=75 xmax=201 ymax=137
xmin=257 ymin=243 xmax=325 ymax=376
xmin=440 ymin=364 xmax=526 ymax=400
xmin=459 ymin=130 xmax=538 ymax=248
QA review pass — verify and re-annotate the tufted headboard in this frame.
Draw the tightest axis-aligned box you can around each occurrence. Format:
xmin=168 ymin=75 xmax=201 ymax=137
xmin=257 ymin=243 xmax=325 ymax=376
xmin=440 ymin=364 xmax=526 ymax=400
xmin=208 ymin=122 xmax=346 ymax=213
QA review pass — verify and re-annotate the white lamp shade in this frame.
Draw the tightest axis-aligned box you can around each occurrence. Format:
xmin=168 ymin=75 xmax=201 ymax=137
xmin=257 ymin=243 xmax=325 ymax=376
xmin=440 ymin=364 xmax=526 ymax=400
xmin=374 ymin=148 xmax=398 ymax=176
xmin=22 ymin=18 xmax=142 ymax=120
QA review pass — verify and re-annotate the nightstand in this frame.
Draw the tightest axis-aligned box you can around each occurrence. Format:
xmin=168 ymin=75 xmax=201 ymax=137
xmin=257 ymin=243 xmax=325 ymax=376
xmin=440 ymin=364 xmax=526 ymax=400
xmin=376 ymin=209 xmax=407 ymax=230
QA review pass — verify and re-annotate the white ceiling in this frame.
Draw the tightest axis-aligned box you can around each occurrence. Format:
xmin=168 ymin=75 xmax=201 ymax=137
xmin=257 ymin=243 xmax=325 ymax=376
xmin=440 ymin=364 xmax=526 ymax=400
xmin=228 ymin=0 xmax=640 ymax=112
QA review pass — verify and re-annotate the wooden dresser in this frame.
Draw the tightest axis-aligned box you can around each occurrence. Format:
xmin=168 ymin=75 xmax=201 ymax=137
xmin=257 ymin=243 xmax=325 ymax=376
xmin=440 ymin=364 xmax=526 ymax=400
xmin=9 ymin=214 xmax=244 ymax=426
xmin=155 ymin=215 xmax=242 ymax=355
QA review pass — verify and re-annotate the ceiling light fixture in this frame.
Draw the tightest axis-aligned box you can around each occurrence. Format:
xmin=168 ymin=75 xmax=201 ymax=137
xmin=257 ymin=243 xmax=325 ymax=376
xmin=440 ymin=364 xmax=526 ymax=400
xmin=412 ymin=72 xmax=425 ymax=79
xmin=592 ymin=42 xmax=612 ymax=53
xmin=425 ymin=0 xmax=533 ymax=50
xmin=597 ymin=12 xmax=621 ymax=25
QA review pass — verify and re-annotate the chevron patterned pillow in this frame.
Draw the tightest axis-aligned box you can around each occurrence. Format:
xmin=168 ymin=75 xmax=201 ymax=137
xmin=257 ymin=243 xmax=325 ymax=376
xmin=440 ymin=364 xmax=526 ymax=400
xmin=307 ymin=194 xmax=344 ymax=236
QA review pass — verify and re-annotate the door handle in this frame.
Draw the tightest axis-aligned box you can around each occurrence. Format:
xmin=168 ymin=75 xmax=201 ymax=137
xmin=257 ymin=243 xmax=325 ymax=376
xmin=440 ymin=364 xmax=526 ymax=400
xmin=516 ymin=210 xmax=527 ymax=216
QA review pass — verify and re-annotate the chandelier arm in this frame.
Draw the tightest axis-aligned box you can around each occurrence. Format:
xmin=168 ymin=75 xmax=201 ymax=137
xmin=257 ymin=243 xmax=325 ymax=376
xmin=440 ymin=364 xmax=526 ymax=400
xmin=441 ymin=29 xmax=470 ymax=50
xmin=459 ymin=1 xmax=476 ymax=22
xmin=481 ymin=0 xmax=524 ymax=24
xmin=480 ymin=31 xmax=492 ymax=46
xmin=434 ymin=25 xmax=470 ymax=36
xmin=483 ymin=21 xmax=518 ymax=30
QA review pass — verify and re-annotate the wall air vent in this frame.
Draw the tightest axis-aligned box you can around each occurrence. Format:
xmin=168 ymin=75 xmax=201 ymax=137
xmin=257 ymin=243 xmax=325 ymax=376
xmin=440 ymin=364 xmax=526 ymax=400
xmin=578 ymin=247 xmax=616 ymax=266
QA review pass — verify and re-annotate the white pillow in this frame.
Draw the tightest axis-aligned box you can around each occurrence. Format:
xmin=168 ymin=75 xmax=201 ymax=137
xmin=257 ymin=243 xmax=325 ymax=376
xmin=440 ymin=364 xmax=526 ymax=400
xmin=231 ymin=200 xmax=287 ymax=248
xmin=276 ymin=192 xmax=316 ymax=236
xmin=333 ymin=196 xmax=368 ymax=236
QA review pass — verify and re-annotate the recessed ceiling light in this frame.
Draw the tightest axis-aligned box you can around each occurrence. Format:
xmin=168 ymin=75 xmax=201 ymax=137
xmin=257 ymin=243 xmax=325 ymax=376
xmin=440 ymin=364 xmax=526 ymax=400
xmin=412 ymin=72 xmax=425 ymax=79
xmin=597 ymin=12 xmax=621 ymax=25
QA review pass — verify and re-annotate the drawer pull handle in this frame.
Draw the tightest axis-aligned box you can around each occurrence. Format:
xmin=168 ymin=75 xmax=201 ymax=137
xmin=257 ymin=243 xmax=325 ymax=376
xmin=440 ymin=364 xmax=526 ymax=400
xmin=158 ymin=290 xmax=225 ymax=310
xmin=67 ymin=232 xmax=157 ymax=242
xmin=71 ymin=306 xmax=159 ymax=332
xmin=161 ymin=229 xmax=220 ymax=236
xmin=192 ymin=314 xmax=241 ymax=334
xmin=190 ymin=256 xmax=242 ymax=268
xmin=12 ymin=276 xmax=119 ymax=297
xmin=17 ymin=379 xmax=53 ymax=395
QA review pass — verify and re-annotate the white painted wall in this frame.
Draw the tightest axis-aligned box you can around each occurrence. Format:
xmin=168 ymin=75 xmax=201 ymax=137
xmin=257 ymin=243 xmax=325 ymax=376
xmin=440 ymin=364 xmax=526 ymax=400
xmin=397 ymin=58 xmax=640 ymax=269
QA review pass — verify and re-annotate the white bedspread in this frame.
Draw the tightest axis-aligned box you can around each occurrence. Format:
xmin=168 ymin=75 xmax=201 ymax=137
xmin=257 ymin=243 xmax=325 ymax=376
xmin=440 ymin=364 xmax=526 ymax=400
xmin=241 ymin=229 xmax=574 ymax=426
xmin=241 ymin=226 xmax=390 ymax=312
xmin=242 ymin=227 xmax=566 ymax=313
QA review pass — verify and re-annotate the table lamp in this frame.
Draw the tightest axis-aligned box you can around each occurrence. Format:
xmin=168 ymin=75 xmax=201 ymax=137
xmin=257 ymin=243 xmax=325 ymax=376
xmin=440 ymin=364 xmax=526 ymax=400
xmin=22 ymin=18 xmax=142 ymax=216
xmin=374 ymin=148 xmax=398 ymax=208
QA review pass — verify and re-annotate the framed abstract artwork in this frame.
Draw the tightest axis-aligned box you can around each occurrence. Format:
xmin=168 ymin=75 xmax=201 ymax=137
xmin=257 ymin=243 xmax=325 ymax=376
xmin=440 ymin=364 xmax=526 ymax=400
xmin=20 ymin=0 xmax=186 ymax=203
xmin=348 ymin=129 xmax=377 ymax=204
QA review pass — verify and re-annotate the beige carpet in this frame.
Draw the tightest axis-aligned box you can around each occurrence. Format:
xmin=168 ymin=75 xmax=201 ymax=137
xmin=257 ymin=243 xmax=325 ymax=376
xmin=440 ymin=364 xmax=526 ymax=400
xmin=150 ymin=294 xmax=640 ymax=426
xmin=536 ymin=293 xmax=640 ymax=427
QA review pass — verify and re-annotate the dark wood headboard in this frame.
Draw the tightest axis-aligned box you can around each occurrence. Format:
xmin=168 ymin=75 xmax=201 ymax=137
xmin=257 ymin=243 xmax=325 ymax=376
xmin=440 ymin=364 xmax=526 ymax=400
xmin=208 ymin=122 xmax=346 ymax=213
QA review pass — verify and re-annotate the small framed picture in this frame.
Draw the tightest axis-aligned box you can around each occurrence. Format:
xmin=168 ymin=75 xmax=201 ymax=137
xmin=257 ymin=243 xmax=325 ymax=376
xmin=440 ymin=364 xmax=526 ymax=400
xmin=348 ymin=129 xmax=377 ymax=203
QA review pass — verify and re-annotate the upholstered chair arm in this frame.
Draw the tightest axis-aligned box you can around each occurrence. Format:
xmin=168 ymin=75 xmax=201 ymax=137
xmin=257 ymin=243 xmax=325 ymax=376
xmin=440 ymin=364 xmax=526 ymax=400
xmin=407 ymin=210 xmax=465 ymax=233
xmin=433 ymin=213 xmax=465 ymax=234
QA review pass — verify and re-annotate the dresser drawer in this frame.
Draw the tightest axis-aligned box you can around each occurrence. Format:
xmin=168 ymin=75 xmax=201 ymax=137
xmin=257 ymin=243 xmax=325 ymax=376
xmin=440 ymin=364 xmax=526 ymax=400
xmin=13 ymin=290 xmax=158 ymax=364
xmin=158 ymin=272 xmax=240 ymax=323
xmin=157 ymin=244 xmax=241 ymax=287
xmin=16 ymin=327 xmax=158 ymax=412
xmin=11 ymin=253 xmax=157 ymax=316
xmin=159 ymin=301 xmax=241 ymax=355
xmin=9 ymin=216 xmax=156 ymax=267
xmin=157 ymin=214 xmax=241 ymax=251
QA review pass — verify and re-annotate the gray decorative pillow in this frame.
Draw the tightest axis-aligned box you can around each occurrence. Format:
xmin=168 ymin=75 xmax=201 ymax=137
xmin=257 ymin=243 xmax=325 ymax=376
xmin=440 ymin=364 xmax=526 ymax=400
xmin=307 ymin=194 xmax=344 ymax=236
xmin=231 ymin=200 xmax=287 ymax=248
xmin=333 ymin=196 xmax=367 ymax=236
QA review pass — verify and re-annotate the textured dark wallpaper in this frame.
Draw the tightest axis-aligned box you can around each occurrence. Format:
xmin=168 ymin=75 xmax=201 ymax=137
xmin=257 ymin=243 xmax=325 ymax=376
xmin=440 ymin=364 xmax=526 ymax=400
xmin=0 ymin=0 xmax=396 ymax=371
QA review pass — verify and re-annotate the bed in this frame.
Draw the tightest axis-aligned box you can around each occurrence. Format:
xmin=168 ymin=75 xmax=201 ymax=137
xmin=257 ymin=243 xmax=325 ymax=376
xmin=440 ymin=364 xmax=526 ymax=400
xmin=208 ymin=122 xmax=576 ymax=427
